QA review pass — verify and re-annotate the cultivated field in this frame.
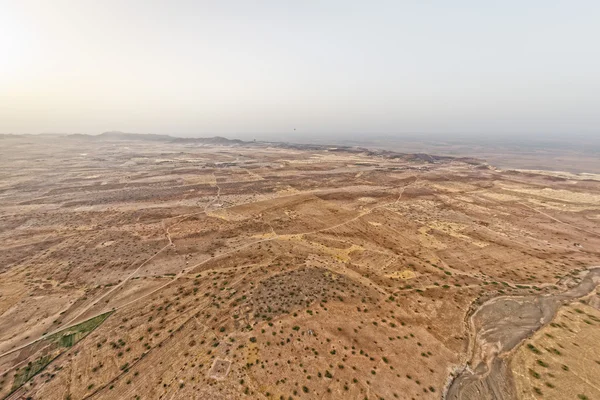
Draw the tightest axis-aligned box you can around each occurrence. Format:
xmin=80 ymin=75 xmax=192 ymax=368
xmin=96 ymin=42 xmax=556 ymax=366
xmin=0 ymin=134 xmax=599 ymax=400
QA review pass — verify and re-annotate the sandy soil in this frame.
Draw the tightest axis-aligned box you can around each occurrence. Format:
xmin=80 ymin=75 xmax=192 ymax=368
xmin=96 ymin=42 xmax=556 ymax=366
xmin=0 ymin=134 xmax=599 ymax=400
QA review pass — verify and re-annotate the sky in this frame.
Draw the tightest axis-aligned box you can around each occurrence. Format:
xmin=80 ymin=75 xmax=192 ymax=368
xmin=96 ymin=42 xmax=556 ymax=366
xmin=1 ymin=1 xmax=599 ymax=139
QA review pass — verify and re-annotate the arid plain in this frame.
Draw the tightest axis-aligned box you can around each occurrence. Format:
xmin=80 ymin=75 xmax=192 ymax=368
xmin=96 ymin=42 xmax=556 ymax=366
xmin=1 ymin=134 xmax=599 ymax=400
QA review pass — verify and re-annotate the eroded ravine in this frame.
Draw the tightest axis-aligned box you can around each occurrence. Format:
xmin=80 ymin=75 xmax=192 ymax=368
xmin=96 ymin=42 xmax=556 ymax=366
xmin=445 ymin=267 xmax=600 ymax=400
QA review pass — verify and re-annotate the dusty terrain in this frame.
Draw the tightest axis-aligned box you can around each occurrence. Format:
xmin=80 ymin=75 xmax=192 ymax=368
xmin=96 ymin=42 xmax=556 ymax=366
xmin=446 ymin=268 xmax=600 ymax=400
xmin=511 ymin=295 xmax=600 ymax=400
xmin=0 ymin=133 xmax=599 ymax=400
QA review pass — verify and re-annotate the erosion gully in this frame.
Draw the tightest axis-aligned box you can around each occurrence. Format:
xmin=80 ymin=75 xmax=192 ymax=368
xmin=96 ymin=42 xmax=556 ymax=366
xmin=444 ymin=267 xmax=600 ymax=400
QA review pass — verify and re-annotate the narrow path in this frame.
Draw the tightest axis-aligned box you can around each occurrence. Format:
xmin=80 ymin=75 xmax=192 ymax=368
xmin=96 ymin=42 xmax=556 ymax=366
xmin=518 ymin=201 xmax=600 ymax=237
xmin=0 ymin=243 xmax=172 ymax=359
xmin=61 ymin=243 xmax=171 ymax=327
xmin=0 ymin=180 xmax=410 ymax=360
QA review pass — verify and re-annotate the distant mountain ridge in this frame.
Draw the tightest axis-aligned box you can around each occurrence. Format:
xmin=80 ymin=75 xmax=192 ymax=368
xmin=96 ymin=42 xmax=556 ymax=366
xmin=65 ymin=131 xmax=247 ymax=145
xmin=69 ymin=131 xmax=176 ymax=142
xmin=3 ymin=131 xmax=484 ymax=166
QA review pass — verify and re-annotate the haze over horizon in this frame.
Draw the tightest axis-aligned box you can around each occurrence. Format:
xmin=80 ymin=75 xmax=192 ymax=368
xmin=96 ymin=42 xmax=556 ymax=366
xmin=2 ymin=1 xmax=599 ymax=139
xmin=3 ymin=5 xmax=600 ymax=398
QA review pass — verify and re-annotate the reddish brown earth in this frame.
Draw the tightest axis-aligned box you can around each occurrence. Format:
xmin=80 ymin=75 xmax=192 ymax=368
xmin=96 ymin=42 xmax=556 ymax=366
xmin=0 ymin=134 xmax=599 ymax=400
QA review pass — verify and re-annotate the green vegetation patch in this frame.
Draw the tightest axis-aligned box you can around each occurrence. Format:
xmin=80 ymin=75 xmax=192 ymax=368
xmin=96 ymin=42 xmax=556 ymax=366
xmin=9 ymin=312 xmax=113 ymax=394
xmin=50 ymin=312 xmax=113 ymax=348
xmin=12 ymin=355 xmax=52 ymax=390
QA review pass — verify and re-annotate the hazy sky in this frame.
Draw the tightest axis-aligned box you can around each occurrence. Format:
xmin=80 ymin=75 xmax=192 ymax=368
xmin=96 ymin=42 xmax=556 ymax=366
xmin=1 ymin=1 xmax=599 ymax=138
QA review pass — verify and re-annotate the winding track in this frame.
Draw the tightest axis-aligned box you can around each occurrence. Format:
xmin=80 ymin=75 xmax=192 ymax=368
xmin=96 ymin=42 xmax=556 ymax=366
xmin=0 ymin=181 xmax=411 ymax=360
